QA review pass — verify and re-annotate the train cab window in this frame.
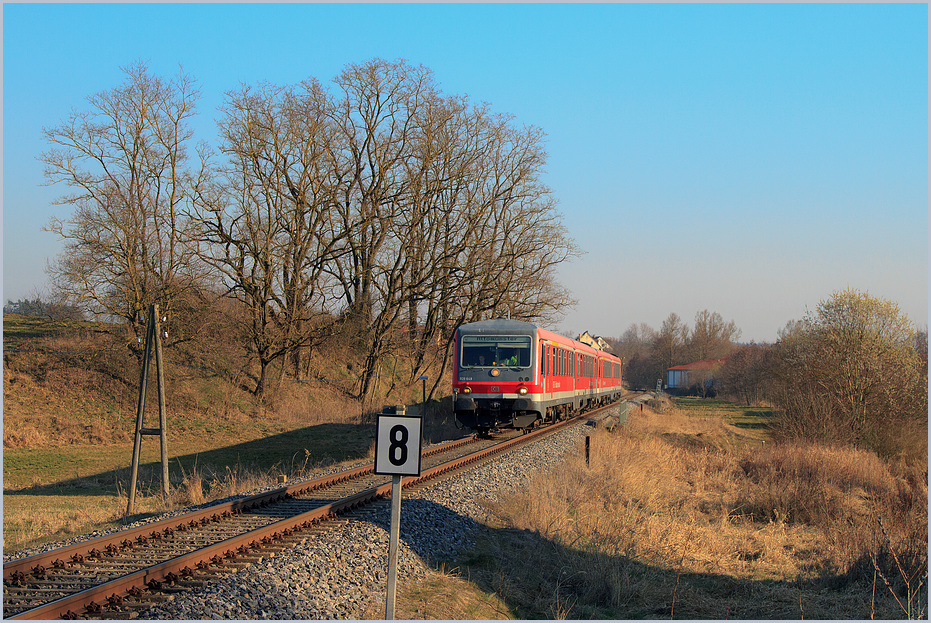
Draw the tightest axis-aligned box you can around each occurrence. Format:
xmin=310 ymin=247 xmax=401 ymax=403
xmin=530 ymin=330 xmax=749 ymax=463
xmin=461 ymin=335 xmax=532 ymax=368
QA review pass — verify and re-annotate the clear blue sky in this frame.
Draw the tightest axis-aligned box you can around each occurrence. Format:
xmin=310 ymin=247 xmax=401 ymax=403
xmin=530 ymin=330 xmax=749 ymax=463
xmin=3 ymin=3 xmax=927 ymax=342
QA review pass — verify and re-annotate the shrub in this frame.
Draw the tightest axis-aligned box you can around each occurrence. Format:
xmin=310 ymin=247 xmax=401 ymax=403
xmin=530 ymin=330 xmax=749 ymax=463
xmin=767 ymin=289 xmax=928 ymax=463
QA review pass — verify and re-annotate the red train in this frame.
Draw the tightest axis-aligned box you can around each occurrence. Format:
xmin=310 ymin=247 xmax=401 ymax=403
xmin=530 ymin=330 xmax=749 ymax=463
xmin=453 ymin=319 xmax=623 ymax=434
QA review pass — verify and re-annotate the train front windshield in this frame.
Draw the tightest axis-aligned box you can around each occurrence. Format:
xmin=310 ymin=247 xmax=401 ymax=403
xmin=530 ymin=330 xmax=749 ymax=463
xmin=461 ymin=335 xmax=532 ymax=368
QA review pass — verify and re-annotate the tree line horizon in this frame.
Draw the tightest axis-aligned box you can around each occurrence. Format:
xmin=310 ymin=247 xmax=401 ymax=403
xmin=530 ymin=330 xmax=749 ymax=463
xmin=610 ymin=290 xmax=926 ymax=461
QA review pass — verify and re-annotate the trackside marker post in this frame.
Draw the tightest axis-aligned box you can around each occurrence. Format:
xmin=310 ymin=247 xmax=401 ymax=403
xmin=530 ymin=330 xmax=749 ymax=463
xmin=375 ymin=412 xmax=423 ymax=620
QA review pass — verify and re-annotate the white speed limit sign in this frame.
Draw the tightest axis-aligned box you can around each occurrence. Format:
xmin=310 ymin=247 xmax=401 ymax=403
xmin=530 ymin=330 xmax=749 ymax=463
xmin=374 ymin=415 xmax=423 ymax=476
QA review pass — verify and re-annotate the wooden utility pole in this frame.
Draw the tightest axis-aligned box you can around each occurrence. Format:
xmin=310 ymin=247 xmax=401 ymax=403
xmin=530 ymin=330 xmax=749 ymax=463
xmin=127 ymin=304 xmax=170 ymax=514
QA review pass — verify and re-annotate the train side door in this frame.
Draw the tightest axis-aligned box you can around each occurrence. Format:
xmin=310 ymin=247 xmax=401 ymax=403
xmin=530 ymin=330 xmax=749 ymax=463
xmin=540 ymin=341 xmax=546 ymax=393
xmin=574 ymin=351 xmax=580 ymax=394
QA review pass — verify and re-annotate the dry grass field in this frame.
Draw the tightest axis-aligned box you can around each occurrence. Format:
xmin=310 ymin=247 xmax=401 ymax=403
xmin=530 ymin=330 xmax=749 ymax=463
xmin=398 ymin=398 xmax=928 ymax=619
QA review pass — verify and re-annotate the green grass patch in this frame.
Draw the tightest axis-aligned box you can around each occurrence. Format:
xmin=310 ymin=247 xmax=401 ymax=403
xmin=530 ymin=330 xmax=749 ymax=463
xmin=3 ymin=421 xmax=379 ymax=553
xmin=3 ymin=313 xmax=114 ymax=345
xmin=673 ymin=397 xmax=742 ymax=412
xmin=3 ymin=424 xmax=378 ymax=493
xmin=673 ymin=396 xmax=776 ymax=444
xmin=727 ymin=407 xmax=777 ymax=432
xmin=3 ymin=493 xmax=133 ymax=552
xmin=3 ymin=446 xmax=130 ymax=490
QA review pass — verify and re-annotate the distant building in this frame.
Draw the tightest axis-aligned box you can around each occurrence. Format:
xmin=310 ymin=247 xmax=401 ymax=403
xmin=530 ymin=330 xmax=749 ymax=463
xmin=578 ymin=331 xmax=610 ymax=351
xmin=666 ymin=359 xmax=727 ymax=393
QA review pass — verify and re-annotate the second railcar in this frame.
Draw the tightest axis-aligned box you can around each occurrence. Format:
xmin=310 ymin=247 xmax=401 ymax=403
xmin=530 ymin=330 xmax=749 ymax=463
xmin=453 ymin=319 xmax=623 ymax=434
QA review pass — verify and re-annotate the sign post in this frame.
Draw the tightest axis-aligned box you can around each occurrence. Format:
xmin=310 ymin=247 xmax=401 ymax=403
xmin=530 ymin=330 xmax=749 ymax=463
xmin=375 ymin=413 xmax=423 ymax=620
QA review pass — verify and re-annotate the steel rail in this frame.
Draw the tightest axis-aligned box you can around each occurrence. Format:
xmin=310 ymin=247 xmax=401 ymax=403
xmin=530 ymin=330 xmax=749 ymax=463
xmin=3 ymin=434 xmax=477 ymax=583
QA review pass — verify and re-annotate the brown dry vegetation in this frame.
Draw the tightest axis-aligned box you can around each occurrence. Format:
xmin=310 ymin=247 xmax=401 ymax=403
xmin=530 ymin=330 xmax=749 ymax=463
xmin=438 ymin=399 xmax=927 ymax=619
xmin=4 ymin=316 xmax=927 ymax=618
xmin=2 ymin=314 xmax=423 ymax=451
xmin=2 ymin=313 xmax=446 ymax=552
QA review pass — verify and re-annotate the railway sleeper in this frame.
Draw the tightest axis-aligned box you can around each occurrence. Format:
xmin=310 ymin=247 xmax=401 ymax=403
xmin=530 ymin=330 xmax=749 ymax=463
xmin=85 ymin=612 xmax=136 ymax=620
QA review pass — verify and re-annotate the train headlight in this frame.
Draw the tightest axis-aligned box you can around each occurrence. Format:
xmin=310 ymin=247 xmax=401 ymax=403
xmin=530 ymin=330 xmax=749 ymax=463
xmin=518 ymin=386 xmax=528 ymax=395
xmin=462 ymin=386 xmax=472 ymax=395
xmin=490 ymin=369 xmax=500 ymax=377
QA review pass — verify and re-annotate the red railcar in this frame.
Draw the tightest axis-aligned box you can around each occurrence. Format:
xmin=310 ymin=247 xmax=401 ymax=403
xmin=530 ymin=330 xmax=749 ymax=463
xmin=453 ymin=319 xmax=623 ymax=434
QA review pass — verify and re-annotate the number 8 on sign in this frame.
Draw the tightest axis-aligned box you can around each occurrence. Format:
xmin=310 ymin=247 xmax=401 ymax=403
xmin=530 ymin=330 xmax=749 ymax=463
xmin=388 ymin=425 xmax=408 ymax=466
xmin=375 ymin=415 xmax=422 ymax=476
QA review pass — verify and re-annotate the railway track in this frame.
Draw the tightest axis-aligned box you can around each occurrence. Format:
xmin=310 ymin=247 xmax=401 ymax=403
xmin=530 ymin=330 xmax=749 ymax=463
xmin=3 ymin=401 xmax=625 ymax=620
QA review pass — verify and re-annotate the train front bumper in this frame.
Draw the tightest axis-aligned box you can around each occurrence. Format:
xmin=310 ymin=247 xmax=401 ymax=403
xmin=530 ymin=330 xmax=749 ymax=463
xmin=454 ymin=394 xmax=539 ymax=429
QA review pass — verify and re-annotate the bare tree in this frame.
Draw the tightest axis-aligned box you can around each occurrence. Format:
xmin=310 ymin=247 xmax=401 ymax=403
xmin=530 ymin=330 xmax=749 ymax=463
xmin=326 ymin=59 xmax=430 ymax=332
xmin=192 ymin=80 xmax=344 ymax=396
xmin=654 ymin=312 xmax=689 ymax=374
xmin=438 ymin=110 xmax=576 ymax=326
xmin=324 ymin=59 xmax=577 ymax=400
xmin=388 ymin=92 xmax=477 ymax=391
xmin=4 ymin=296 xmax=85 ymax=321
xmin=916 ymin=328 xmax=928 ymax=376
xmin=718 ymin=342 xmax=771 ymax=405
xmin=615 ymin=322 xmax=657 ymax=363
xmin=687 ymin=309 xmax=740 ymax=361
xmin=611 ymin=323 xmax=658 ymax=389
xmin=406 ymin=105 xmax=576 ymax=397
xmin=42 ymin=61 xmax=206 ymax=351
xmin=321 ymin=59 xmax=440 ymax=398
xmin=173 ymin=57 xmax=578 ymax=401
